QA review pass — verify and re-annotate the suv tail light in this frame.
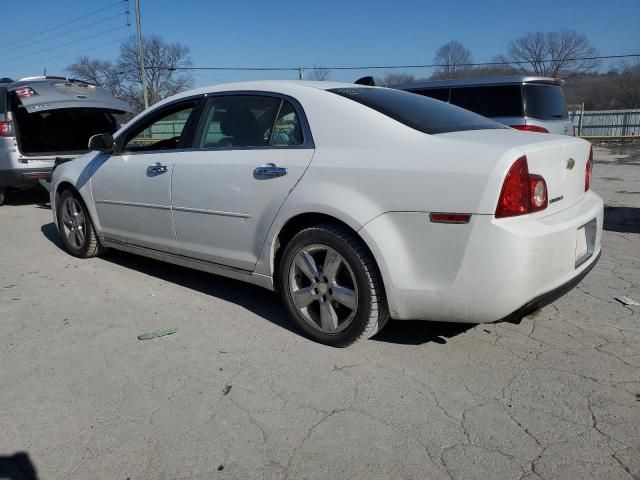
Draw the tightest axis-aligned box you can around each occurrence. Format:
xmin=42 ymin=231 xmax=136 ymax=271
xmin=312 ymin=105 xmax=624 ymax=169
xmin=0 ymin=120 xmax=13 ymax=137
xmin=510 ymin=124 xmax=549 ymax=133
xmin=585 ymin=146 xmax=593 ymax=191
xmin=495 ymin=156 xmax=548 ymax=218
xmin=14 ymin=86 xmax=37 ymax=97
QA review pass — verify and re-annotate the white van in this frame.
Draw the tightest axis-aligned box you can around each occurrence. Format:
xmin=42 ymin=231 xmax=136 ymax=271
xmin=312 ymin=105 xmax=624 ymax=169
xmin=392 ymin=76 xmax=574 ymax=136
xmin=0 ymin=76 xmax=131 ymax=205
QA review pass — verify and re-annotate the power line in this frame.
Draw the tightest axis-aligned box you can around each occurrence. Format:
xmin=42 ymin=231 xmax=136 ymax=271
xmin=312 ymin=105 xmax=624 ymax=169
xmin=156 ymin=53 xmax=640 ymax=73
xmin=4 ymin=1 xmax=126 ymax=48
xmin=7 ymin=13 xmax=127 ymax=51
xmin=9 ymin=38 xmax=130 ymax=72
xmin=0 ymin=25 xmax=129 ymax=65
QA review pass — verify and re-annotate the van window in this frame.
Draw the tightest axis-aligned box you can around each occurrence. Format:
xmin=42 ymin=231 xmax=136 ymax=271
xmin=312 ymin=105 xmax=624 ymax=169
xmin=410 ymin=88 xmax=449 ymax=102
xmin=329 ymin=87 xmax=504 ymax=134
xmin=523 ymin=84 xmax=568 ymax=120
xmin=449 ymin=85 xmax=523 ymax=117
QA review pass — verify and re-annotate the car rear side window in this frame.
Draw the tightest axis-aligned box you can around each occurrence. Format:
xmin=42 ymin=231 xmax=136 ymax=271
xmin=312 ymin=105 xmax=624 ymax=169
xmin=523 ymin=84 xmax=568 ymax=120
xmin=329 ymin=87 xmax=504 ymax=135
xmin=449 ymin=85 xmax=523 ymax=117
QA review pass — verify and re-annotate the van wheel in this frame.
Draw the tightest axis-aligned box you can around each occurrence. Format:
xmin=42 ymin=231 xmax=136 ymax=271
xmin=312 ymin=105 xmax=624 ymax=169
xmin=0 ymin=188 xmax=5 ymax=206
xmin=279 ymin=224 xmax=389 ymax=347
xmin=57 ymin=190 xmax=104 ymax=258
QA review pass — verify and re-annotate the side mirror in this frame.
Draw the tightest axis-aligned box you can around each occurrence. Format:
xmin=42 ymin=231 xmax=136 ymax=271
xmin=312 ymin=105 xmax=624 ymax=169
xmin=88 ymin=133 xmax=114 ymax=153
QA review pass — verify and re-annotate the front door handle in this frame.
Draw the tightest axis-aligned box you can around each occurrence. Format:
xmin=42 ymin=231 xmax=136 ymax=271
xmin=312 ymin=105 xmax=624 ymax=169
xmin=254 ymin=163 xmax=288 ymax=179
xmin=147 ymin=162 xmax=169 ymax=175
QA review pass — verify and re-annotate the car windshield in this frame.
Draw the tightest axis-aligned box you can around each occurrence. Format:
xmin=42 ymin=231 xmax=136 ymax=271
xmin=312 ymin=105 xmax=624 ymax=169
xmin=523 ymin=84 xmax=568 ymax=120
xmin=329 ymin=87 xmax=505 ymax=134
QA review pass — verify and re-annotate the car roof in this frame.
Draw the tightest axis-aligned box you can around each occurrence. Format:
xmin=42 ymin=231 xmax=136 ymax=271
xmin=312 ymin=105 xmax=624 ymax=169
xmin=391 ymin=75 xmax=564 ymax=90
xmin=144 ymin=80 xmax=371 ymax=112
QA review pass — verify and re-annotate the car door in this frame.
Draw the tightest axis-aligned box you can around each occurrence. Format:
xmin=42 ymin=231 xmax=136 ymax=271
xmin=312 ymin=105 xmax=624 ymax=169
xmin=91 ymin=98 xmax=202 ymax=252
xmin=171 ymin=93 xmax=315 ymax=271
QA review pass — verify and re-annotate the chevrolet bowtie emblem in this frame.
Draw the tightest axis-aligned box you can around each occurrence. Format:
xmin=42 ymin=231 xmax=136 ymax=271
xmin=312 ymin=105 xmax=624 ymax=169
xmin=566 ymin=158 xmax=576 ymax=170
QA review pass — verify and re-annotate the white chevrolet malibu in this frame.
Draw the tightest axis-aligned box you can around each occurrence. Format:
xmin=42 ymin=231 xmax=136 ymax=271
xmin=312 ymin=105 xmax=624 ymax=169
xmin=51 ymin=81 xmax=602 ymax=347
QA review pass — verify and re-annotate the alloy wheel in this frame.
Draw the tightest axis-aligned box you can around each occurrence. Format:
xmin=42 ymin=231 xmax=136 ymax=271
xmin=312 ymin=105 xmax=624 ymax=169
xmin=60 ymin=197 xmax=87 ymax=250
xmin=288 ymin=244 xmax=359 ymax=334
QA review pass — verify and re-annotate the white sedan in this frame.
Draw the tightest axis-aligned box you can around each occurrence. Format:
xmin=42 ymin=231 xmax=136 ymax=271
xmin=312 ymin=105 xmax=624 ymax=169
xmin=50 ymin=81 xmax=603 ymax=347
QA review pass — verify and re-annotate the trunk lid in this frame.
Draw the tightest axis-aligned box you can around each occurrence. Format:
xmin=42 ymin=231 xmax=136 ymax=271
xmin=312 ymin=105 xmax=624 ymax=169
xmin=436 ymin=129 xmax=591 ymax=215
xmin=8 ymin=78 xmax=131 ymax=114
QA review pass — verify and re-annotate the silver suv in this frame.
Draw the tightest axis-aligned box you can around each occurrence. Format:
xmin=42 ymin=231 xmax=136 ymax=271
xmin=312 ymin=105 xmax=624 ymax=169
xmin=0 ymin=76 xmax=131 ymax=205
xmin=392 ymin=76 xmax=574 ymax=136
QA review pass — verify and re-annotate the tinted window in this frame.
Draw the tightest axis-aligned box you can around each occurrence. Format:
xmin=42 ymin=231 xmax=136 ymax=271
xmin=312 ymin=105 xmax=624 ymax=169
xmin=0 ymin=87 xmax=7 ymax=115
xmin=198 ymin=95 xmax=281 ymax=148
xmin=329 ymin=87 xmax=504 ymax=135
xmin=410 ymin=88 xmax=449 ymax=102
xmin=270 ymin=101 xmax=302 ymax=146
xmin=449 ymin=85 xmax=523 ymax=117
xmin=523 ymin=84 xmax=568 ymax=120
xmin=123 ymin=102 xmax=196 ymax=152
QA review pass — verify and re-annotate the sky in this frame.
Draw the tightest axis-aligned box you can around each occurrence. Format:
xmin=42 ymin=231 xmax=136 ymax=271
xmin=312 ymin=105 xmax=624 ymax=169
xmin=2 ymin=0 xmax=639 ymax=86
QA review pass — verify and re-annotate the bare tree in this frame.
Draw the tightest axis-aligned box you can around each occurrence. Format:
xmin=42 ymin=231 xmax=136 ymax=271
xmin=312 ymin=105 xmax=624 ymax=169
xmin=377 ymin=73 xmax=416 ymax=86
xmin=614 ymin=60 xmax=640 ymax=107
xmin=306 ymin=66 xmax=330 ymax=81
xmin=67 ymin=35 xmax=194 ymax=112
xmin=507 ymin=30 xmax=599 ymax=77
xmin=432 ymin=41 xmax=472 ymax=79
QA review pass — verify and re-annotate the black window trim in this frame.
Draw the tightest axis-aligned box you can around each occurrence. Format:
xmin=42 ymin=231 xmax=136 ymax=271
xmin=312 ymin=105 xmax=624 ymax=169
xmin=191 ymin=91 xmax=315 ymax=152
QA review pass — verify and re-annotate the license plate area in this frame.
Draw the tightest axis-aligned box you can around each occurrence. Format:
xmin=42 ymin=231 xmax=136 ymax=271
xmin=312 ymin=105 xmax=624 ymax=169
xmin=575 ymin=218 xmax=597 ymax=268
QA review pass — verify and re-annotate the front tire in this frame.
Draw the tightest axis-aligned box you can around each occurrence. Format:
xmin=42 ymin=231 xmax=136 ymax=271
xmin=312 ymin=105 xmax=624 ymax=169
xmin=0 ymin=187 xmax=5 ymax=206
xmin=57 ymin=190 xmax=104 ymax=258
xmin=279 ymin=224 xmax=389 ymax=347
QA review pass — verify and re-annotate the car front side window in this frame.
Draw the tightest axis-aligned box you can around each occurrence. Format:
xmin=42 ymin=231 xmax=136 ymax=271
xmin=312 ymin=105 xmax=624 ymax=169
xmin=121 ymin=101 xmax=197 ymax=153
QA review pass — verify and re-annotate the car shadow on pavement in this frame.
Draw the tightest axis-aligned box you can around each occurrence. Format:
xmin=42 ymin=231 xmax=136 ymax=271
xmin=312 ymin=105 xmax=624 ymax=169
xmin=604 ymin=206 xmax=640 ymax=234
xmin=2 ymin=187 xmax=49 ymax=207
xmin=0 ymin=452 xmax=39 ymax=480
xmin=373 ymin=320 xmax=473 ymax=345
xmin=94 ymin=247 xmax=298 ymax=336
xmin=40 ymin=222 xmax=475 ymax=346
xmin=41 ymin=223 xmax=66 ymax=251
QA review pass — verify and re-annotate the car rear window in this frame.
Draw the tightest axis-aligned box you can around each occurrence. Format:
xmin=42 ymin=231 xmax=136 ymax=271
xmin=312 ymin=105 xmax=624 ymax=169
xmin=523 ymin=84 xmax=568 ymax=120
xmin=329 ymin=87 xmax=504 ymax=134
xmin=449 ymin=85 xmax=523 ymax=117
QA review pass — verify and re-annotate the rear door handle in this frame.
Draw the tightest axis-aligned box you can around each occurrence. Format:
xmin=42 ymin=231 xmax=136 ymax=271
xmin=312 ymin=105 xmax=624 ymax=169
xmin=147 ymin=162 xmax=169 ymax=175
xmin=253 ymin=163 xmax=288 ymax=179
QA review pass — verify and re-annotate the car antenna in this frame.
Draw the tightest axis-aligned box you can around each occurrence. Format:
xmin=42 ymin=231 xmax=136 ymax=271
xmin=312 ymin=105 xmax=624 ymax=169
xmin=354 ymin=76 xmax=375 ymax=86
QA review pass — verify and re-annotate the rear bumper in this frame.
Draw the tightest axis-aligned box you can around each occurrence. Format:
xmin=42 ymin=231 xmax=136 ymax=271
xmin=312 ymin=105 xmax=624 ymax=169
xmin=0 ymin=168 xmax=52 ymax=188
xmin=359 ymin=191 xmax=604 ymax=322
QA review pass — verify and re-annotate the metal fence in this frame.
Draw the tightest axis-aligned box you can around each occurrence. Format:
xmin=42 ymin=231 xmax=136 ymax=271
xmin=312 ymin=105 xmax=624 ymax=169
xmin=569 ymin=108 xmax=640 ymax=137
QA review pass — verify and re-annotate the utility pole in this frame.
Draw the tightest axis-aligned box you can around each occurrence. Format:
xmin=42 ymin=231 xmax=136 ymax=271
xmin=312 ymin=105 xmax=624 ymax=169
xmin=134 ymin=0 xmax=149 ymax=109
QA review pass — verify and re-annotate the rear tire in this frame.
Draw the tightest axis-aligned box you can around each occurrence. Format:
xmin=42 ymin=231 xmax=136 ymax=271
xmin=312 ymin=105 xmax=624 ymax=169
xmin=0 ymin=187 xmax=5 ymax=206
xmin=57 ymin=189 xmax=104 ymax=258
xmin=279 ymin=223 xmax=389 ymax=347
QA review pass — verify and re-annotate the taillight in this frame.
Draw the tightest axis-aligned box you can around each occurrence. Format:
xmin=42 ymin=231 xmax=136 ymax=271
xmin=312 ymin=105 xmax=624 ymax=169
xmin=585 ymin=146 xmax=593 ymax=191
xmin=0 ymin=120 xmax=13 ymax=137
xmin=495 ymin=156 xmax=548 ymax=218
xmin=510 ymin=124 xmax=549 ymax=133
xmin=14 ymin=86 xmax=37 ymax=97
xmin=529 ymin=175 xmax=548 ymax=212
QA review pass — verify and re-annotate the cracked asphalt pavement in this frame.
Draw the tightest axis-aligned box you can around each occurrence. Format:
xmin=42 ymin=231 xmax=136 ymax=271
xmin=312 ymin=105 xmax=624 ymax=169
xmin=1 ymin=143 xmax=639 ymax=479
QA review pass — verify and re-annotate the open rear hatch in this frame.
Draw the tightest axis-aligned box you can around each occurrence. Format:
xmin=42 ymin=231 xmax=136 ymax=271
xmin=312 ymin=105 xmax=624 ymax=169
xmin=8 ymin=78 xmax=132 ymax=158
